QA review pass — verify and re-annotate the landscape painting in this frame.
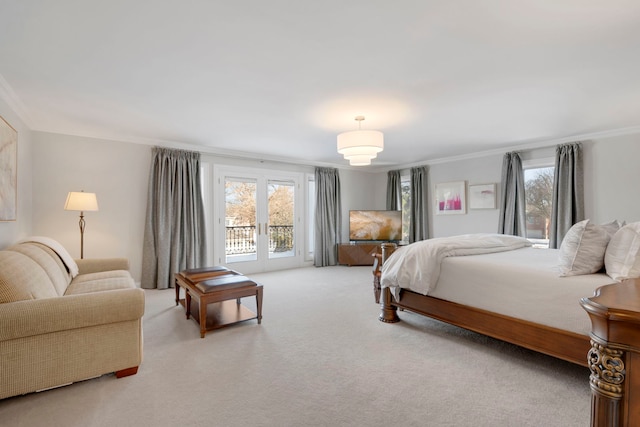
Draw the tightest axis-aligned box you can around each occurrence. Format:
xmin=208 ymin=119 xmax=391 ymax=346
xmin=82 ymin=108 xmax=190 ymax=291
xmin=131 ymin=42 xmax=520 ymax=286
xmin=0 ymin=115 xmax=17 ymax=221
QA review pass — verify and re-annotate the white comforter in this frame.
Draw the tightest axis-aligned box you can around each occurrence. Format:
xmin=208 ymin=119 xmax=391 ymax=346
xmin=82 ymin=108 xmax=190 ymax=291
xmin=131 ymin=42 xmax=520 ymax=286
xmin=380 ymin=233 xmax=531 ymax=298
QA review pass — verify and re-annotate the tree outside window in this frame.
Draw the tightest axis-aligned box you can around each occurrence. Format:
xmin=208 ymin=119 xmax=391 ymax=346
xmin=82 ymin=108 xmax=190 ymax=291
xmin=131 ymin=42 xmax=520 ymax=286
xmin=524 ymin=167 xmax=554 ymax=247
xmin=401 ymin=177 xmax=411 ymax=242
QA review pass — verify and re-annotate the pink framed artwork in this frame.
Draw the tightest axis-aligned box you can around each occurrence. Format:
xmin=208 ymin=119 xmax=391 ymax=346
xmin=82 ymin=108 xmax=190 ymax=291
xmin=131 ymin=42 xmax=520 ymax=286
xmin=435 ymin=181 xmax=466 ymax=215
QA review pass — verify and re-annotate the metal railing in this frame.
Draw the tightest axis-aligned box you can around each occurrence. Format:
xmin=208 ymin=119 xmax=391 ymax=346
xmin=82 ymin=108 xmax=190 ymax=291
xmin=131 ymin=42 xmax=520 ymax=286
xmin=225 ymin=225 xmax=294 ymax=255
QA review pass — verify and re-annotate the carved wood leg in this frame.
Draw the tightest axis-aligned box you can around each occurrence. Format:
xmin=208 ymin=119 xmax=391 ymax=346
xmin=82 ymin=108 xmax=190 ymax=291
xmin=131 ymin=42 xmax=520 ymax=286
xmin=379 ymin=286 xmax=400 ymax=323
xmin=588 ymin=340 xmax=625 ymax=427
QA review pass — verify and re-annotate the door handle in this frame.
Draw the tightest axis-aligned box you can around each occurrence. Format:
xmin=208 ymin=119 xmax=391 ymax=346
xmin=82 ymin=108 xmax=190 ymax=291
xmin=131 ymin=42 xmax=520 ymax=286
xmin=258 ymin=223 xmax=261 ymax=235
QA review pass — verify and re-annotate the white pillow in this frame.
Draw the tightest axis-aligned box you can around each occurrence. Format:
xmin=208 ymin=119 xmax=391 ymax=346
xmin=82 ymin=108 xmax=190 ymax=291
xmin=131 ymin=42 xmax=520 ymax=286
xmin=600 ymin=219 xmax=625 ymax=238
xmin=558 ymin=219 xmax=611 ymax=276
xmin=604 ymin=222 xmax=640 ymax=282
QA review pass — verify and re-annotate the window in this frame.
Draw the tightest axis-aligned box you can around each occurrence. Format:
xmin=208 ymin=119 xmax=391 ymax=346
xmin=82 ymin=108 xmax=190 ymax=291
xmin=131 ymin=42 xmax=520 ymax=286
xmin=523 ymin=162 xmax=554 ymax=248
xmin=400 ymin=176 xmax=411 ymax=242
xmin=306 ymin=174 xmax=315 ymax=260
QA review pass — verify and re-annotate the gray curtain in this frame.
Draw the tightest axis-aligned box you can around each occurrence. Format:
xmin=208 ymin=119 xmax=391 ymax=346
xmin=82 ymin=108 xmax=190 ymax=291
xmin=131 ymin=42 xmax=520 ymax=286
xmin=141 ymin=147 xmax=207 ymax=289
xmin=498 ymin=152 xmax=527 ymax=236
xmin=314 ymin=167 xmax=341 ymax=267
xmin=386 ymin=170 xmax=401 ymax=210
xmin=549 ymin=142 xmax=584 ymax=248
xmin=409 ymin=166 xmax=428 ymax=243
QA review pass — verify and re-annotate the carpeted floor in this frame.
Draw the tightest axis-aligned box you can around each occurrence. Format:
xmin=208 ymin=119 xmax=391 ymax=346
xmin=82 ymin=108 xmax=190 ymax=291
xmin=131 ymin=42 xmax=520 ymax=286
xmin=0 ymin=266 xmax=591 ymax=426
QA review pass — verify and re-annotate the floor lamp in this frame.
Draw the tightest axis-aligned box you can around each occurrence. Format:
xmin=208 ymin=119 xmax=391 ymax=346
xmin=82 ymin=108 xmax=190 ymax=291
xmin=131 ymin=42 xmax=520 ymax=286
xmin=64 ymin=191 xmax=99 ymax=259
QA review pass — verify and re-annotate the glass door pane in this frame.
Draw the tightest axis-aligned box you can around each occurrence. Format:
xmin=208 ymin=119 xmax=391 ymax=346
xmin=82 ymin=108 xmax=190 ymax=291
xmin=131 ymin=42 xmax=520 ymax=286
xmin=225 ymin=178 xmax=257 ymax=263
xmin=267 ymin=180 xmax=295 ymax=259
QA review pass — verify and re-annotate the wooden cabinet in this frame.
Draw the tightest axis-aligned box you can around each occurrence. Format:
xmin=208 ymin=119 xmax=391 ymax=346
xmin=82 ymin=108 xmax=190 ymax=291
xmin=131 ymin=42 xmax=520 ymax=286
xmin=337 ymin=243 xmax=379 ymax=266
xmin=581 ymin=279 xmax=640 ymax=427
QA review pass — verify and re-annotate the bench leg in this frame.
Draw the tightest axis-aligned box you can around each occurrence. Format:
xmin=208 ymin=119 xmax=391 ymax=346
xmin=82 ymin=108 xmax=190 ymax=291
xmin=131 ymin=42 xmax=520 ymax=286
xmin=256 ymin=286 xmax=263 ymax=324
xmin=185 ymin=291 xmax=192 ymax=319
xmin=199 ymin=298 xmax=207 ymax=338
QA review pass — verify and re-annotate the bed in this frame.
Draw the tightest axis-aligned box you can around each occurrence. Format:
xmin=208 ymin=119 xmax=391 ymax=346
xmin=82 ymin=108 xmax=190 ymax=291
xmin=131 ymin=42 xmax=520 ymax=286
xmin=373 ymin=231 xmax=640 ymax=426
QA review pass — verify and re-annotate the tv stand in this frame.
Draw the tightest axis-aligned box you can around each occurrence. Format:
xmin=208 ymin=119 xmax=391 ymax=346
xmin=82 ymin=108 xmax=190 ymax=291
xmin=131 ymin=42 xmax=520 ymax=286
xmin=337 ymin=243 xmax=379 ymax=266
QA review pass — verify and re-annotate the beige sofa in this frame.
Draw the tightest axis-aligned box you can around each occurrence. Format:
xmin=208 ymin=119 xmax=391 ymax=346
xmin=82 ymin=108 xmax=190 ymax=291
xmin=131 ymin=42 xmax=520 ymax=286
xmin=0 ymin=239 xmax=144 ymax=399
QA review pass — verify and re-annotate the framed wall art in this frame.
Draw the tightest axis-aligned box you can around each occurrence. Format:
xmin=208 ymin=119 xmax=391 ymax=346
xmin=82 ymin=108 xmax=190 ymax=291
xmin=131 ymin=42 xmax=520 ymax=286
xmin=469 ymin=183 xmax=497 ymax=209
xmin=435 ymin=181 xmax=466 ymax=215
xmin=0 ymin=115 xmax=17 ymax=221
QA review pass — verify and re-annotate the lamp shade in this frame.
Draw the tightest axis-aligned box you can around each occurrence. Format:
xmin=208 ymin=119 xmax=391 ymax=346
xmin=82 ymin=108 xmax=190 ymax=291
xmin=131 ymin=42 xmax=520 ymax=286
xmin=337 ymin=130 xmax=384 ymax=155
xmin=64 ymin=192 xmax=99 ymax=212
xmin=337 ymin=116 xmax=384 ymax=166
xmin=346 ymin=155 xmax=374 ymax=166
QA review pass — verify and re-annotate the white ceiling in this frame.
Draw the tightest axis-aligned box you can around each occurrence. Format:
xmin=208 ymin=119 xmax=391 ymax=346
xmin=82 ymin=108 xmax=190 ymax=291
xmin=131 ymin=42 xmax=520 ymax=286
xmin=1 ymin=0 xmax=640 ymax=168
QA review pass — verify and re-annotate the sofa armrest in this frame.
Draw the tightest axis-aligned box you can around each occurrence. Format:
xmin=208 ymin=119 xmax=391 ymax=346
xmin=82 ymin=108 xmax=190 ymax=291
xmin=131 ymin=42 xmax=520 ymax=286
xmin=0 ymin=288 xmax=145 ymax=341
xmin=75 ymin=258 xmax=130 ymax=274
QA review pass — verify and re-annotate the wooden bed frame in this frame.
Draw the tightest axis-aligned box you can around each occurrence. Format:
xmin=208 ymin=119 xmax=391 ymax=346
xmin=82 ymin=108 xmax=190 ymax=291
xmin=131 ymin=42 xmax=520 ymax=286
xmin=372 ymin=250 xmax=640 ymax=427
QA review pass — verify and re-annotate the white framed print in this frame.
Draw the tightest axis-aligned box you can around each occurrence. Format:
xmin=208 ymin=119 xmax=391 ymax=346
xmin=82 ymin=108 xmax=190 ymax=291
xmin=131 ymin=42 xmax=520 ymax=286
xmin=469 ymin=183 xmax=497 ymax=209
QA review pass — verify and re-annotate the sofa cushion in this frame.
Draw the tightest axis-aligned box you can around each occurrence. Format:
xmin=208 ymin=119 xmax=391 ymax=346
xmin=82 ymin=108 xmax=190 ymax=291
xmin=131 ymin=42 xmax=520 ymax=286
xmin=8 ymin=243 xmax=71 ymax=296
xmin=0 ymin=251 xmax=58 ymax=303
xmin=65 ymin=272 xmax=135 ymax=295
xmin=70 ymin=270 xmax=132 ymax=284
xmin=19 ymin=236 xmax=79 ymax=277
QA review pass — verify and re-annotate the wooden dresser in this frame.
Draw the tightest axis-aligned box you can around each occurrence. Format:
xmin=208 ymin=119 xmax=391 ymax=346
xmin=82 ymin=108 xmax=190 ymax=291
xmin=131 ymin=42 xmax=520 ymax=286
xmin=337 ymin=243 xmax=379 ymax=266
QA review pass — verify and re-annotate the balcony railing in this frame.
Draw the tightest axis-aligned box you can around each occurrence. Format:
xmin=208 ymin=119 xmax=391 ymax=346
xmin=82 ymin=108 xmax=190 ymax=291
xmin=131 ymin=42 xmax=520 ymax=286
xmin=225 ymin=225 xmax=294 ymax=255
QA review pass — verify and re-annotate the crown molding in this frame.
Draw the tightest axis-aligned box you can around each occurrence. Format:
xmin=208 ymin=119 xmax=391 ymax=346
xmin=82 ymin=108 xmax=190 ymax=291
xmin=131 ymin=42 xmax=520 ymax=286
xmin=34 ymin=128 xmax=354 ymax=170
xmin=379 ymin=126 xmax=640 ymax=172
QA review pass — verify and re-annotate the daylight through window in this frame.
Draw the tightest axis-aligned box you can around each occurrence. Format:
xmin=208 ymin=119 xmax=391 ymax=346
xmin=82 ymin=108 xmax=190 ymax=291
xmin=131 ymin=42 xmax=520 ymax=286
xmin=524 ymin=166 xmax=554 ymax=248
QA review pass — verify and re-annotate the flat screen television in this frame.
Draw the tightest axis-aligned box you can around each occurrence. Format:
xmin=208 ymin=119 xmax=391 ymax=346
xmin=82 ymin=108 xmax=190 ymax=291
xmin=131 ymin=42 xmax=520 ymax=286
xmin=349 ymin=210 xmax=402 ymax=242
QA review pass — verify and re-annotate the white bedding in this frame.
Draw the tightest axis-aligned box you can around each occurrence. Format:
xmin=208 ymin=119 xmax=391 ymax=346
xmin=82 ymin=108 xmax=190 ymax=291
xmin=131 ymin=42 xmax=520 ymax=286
xmin=380 ymin=233 xmax=532 ymax=298
xmin=384 ymin=245 xmax=615 ymax=335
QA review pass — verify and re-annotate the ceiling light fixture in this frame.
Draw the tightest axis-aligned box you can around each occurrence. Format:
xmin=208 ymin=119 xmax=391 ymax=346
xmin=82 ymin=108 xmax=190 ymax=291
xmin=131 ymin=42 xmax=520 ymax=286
xmin=337 ymin=116 xmax=384 ymax=166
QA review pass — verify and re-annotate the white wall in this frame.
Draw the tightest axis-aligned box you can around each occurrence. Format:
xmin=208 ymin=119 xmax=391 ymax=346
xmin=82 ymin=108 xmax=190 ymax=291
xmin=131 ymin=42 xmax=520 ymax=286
xmin=32 ymin=132 xmax=150 ymax=282
xmin=428 ymin=153 xmax=503 ymax=237
xmin=386 ymin=132 xmax=640 ymax=238
xmin=584 ymin=134 xmax=640 ymax=223
xmin=0 ymin=99 xmax=32 ymax=248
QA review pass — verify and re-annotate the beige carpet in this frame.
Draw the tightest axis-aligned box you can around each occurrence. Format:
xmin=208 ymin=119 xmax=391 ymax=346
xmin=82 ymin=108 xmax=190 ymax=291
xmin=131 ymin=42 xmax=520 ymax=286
xmin=0 ymin=266 xmax=590 ymax=426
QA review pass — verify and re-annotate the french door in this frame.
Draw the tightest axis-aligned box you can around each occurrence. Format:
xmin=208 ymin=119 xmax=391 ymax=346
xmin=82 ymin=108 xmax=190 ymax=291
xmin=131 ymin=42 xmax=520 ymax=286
xmin=214 ymin=167 xmax=302 ymax=273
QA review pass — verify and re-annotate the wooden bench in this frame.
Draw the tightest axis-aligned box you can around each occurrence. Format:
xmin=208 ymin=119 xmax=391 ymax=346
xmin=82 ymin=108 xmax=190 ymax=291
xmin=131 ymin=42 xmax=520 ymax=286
xmin=175 ymin=267 xmax=263 ymax=338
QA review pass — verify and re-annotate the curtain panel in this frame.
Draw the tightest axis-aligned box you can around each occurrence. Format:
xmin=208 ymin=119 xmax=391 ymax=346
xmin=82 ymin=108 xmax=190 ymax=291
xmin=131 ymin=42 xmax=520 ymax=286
xmin=549 ymin=142 xmax=584 ymax=248
xmin=141 ymin=147 xmax=207 ymax=289
xmin=409 ymin=166 xmax=428 ymax=243
xmin=386 ymin=170 xmax=401 ymax=210
xmin=498 ymin=152 xmax=527 ymax=237
xmin=314 ymin=167 xmax=341 ymax=267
